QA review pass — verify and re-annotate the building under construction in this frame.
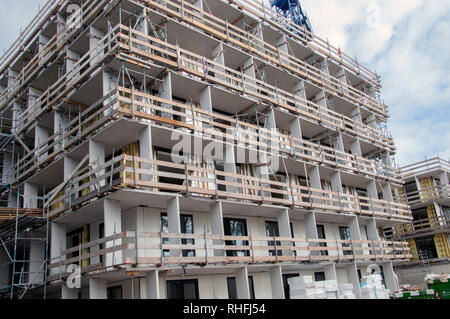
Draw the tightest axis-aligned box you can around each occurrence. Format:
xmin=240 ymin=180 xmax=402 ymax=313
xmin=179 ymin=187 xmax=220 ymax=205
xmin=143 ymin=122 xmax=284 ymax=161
xmin=384 ymin=157 xmax=450 ymax=286
xmin=0 ymin=0 xmax=413 ymax=299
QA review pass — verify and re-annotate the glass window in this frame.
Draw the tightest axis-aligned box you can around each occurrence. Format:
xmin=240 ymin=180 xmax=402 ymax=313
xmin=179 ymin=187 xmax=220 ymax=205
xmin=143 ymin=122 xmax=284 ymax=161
xmin=290 ymin=223 xmax=296 ymax=257
xmin=161 ymin=213 xmax=195 ymax=257
xmin=265 ymin=221 xmax=281 ymax=256
xmin=107 ymin=286 xmax=122 ymax=299
xmin=223 ymin=218 xmax=249 ymax=257
xmin=316 ymin=224 xmax=328 ymax=256
xmin=314 ymin=272 xmax=326 ymax=282
xmin=227 ymin=276 xmax=255 ymax=299
xmin=283 ymin=274 xmax=298 ymax=299
xmin=166 ymin=279 xmax=199 ymax=299
xmin=339 ymin=226 xmax=352 ymax=255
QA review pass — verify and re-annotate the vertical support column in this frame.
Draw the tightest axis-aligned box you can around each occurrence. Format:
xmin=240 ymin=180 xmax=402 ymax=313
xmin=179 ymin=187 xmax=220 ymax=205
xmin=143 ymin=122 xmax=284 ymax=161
xmin=62 ymin=285 xmax=79 ymax=299
xmin=315 ymin=90 xmax=330 ymax=128
xmin=160 ymin=72 xmax=173 ymax=119
xmin=199 ymin=86 xmax=213 ymax=137
xmin=365 ymin=114 xmax=377 ymax=130
xmin=0 ymin=247 xmax=10 ymax=288
xmin=345 ymin=262 xmax=362 ymax=299
xmin=278 ymin=209 xmax=292 ymax=257
xmin=35 ymin=125 xmax=49 ymax=162
xmin=89 ymin=26 xmax=106 ymax=65
xmin=439 ymin=171 xmax=449 ymax=197
xmin=367 ymin=179 xmax=380 ymax=215
xmin=64 ymin=156 xmax=77 ymax=204
xmin=324 ymin=263 xmax=337 ymax=281
xmin=330 ymin=171 xmax=344 ymax=209
xmin=90 ymin=222 xmax=100 ymax=266
xmin=89 ymin=140 xmax=105 ymax=189
xmin=66 ymin=48 xmax=80 ymax=74
xmin=12 ymin=102 xmax=21 ymax=132
xmin=50 ymin=222 xmax=66 ymax=276
xmin=23 ymin=182 xmax=38 ymax=208
xmin=293 ymin=80 xmax=306 ymax=101
xmin=366 ymin=218 xmax=381 ymax=241
xmin=89 ymin=278 xmax=107 ymax=299
xmin=28 ymin=238 xmax=45 ymax=284
xmin=139 ymin=125 xmax=153 ymax=182
xmin=146 ymin=270 xmax=160 ymax=299
xmin=104 ymin=199 xmax=122 ymax=266
xmin=270 ymin=265 xmax=285 ymax=299
xmin=167 ymin=197 xmax=181 ymax=257
xmin=348 ymin=216 xmax=362 ymax=258
xmin=210 ymin=202 xmax=225 ymax=257
xmin=289 ymin=117 xmax=302 ymax=141
xmin=212 ymin=43 xmax=225 ymax=82
xmin=380 ymin=261 xmax=399 ymax=291
xmin=242 ymin=57 xmax=256 ymax=94
xmin=38 ymin=34 xmax=50 ymax=66
xmin=53 ymin=110 xmax=69 ymax=151
xmin=275 ymin=34 xmax=289 ymax=65
xmin=1 ymin=152 xmax=13 ymax=185
xmin=308 ymin=165 xmax=322 ymax=205
xmin=224 ymin=143 xmax=237 ymax=193
xmin=235 ymin=267 xmax=250 ymax=299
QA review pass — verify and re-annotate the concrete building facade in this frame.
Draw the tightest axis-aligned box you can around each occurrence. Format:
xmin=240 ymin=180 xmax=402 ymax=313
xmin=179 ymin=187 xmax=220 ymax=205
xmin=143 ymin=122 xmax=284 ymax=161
xmin=0 ymin=0 xmax=412 ymax=299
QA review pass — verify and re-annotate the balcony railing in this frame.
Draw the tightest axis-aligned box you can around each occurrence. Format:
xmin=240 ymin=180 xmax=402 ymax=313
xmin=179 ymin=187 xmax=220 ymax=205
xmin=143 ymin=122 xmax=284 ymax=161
xmin=0 ymin=0 xmax=106 ymax=114
xmin=12 ymin=85 xmax=402 ymax=187
xmin=139 ymin=0 xmax=387 ymax=116
xmin=46 ymin=230 xmax=411 ymax=281
xmin=383 ymin=216 xmax=450 ymax=240
xmin=47 ymin=153 xmax=411 ymax=221
xmin=393 ymin=184 xmax=450 ymax=207
xmin=400 ymin=157 xmax=450 ymax=179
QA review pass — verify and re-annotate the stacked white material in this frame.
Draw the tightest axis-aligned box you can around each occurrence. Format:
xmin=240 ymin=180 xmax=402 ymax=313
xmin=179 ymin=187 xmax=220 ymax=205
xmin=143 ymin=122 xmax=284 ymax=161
xmin=325 ymin=280 xmax=338 ymax=299
xmin=338 ymin=283 xmax=356 ymax=299
xmin=360 ymin=274 xmax=389 ymax=299
xmin=288 ymin=276 xmax=342 ymax=299
xmin=288 ymin=276 xmax=316 ymax=299
xmin=315 ymin=281 xmax=327 ymax=299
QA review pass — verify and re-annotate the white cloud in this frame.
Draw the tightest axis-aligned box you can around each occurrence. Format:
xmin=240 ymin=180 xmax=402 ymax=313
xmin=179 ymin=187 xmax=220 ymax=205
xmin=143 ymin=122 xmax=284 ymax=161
xmin=301 ymin=0 xmax=450 ymax=166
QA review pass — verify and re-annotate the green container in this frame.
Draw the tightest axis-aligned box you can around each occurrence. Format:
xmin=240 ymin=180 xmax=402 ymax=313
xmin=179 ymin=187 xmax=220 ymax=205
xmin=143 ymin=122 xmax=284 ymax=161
xmin=393 ymin=289 xmax=435 ymax=300
xmin=427 ymin=279 xmax=450 ymax=299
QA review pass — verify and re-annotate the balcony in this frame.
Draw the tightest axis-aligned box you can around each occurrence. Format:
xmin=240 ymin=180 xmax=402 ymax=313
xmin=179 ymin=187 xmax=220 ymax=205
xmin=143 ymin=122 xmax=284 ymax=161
xmin=400 ymin=157 xmax=450 ymax=180
xmin=384 ymin=216 xmax=450 ymax=240
xmin=46 ymin=230 xmax=411 ymax=282
xmin=47 ymin=152 xmax=411 ymax=221
xmin=394 ymin=184 xmax=450 ymax=207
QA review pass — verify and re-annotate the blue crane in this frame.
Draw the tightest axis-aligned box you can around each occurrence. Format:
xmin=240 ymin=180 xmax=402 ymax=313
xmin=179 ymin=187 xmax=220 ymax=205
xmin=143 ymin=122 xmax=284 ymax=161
xmin=271 ymin=0 xmax=313 ymax=35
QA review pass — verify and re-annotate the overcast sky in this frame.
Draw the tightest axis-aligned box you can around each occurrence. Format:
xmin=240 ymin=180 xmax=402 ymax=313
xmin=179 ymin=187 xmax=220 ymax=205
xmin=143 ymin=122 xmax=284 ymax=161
xmin=1 ymin=0 xmax=449 ymax=167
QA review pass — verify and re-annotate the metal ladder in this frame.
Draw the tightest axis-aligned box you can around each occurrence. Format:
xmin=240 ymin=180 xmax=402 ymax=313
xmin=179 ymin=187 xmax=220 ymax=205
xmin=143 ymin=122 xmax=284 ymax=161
xmin=418 ymin=249 xmax=430 ymax=274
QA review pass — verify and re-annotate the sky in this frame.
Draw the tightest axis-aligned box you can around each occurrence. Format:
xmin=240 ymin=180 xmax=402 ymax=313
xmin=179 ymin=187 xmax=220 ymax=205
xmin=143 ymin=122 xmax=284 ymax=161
xmin=0 ymin=0 xmax=449 ymax=167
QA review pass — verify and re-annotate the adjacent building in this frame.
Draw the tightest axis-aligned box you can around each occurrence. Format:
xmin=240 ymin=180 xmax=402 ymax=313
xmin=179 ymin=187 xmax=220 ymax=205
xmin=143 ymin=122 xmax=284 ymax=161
xmin=384 ymin=157 xmax=450 ymax=286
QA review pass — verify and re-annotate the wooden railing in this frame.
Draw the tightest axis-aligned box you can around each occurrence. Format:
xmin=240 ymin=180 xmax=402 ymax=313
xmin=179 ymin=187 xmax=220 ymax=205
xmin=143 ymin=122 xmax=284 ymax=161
xmin=13 ymin=82 xmax=401 ymax=188
xmin=48 ymin=153 xmax=411 ymax=220
xmin=14 ymin=23 xmax=121 ymax=134
xmin=400 ymin=157 xmax=450 ymax=179
xmin=46 ymin=230 xmax=411 ymax=279
xmin=393 ymin=184 xmax=450 ymax=206
xmin=384 ymin=216 xmax=450 ymax=240
xmin=0 ymin=207 xmax=44 ymax=221
xmin=0 ymin=0 xmax=108 ymax=114
xmin=116 ymin=86 xmax=400 ymax=182
xmin=116 ymin=24 xmax=394 ymax=150
xmin=137 ymin=0 xmax=387 ymax=117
